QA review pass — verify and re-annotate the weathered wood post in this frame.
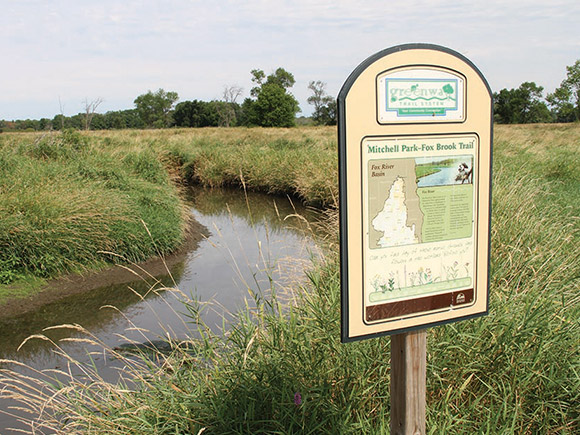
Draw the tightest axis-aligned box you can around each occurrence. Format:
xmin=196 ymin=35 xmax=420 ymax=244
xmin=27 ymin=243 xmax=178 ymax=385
xmin=337 ymin=44 xmax=493 ymax=432
xmin=390 ymin=330 xmax=426 ymax=434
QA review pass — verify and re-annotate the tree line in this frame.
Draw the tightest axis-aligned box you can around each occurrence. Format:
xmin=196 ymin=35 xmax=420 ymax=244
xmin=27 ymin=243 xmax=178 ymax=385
xmin=2 ymin=59 xmax=578 ymax=132
xmin=0 ymin=67 xmax=337 ymax=133
xmin=494 ymin=59 xmax=580 ymax=123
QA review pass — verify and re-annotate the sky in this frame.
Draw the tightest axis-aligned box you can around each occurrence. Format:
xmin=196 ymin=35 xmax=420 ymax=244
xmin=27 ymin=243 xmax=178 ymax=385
xmin=2 ymin=0 xmax=579 ymax=120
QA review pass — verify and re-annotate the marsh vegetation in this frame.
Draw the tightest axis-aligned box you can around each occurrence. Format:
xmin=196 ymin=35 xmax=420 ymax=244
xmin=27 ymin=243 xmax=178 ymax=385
xmin=0 ymin=124 xmax=578 ymax=433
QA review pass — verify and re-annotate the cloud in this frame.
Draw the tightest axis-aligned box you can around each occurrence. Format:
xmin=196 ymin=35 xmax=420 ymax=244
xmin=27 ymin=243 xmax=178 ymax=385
xmin=1 ymin=0 xmax=579 ymax=119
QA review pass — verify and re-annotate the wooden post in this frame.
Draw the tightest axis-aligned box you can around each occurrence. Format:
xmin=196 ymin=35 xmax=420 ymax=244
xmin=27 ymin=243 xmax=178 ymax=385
xmin=390 ymin=329 xmax=426 ymax=435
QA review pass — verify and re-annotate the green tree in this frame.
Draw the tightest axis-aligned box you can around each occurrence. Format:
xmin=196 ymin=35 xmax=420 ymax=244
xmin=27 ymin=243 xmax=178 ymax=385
xmin=493 ymin=82 xmax=552 ymax=124
xmin=100 ymin=109 xmax=144 ymax=129
xmin=51 ymin=114 xmax=74 ymax=130
xmin=38 ymin=118 xmax=52 ymax=130
xmin=307 ymin=80 xmax=336 ymax=125
xmin=103 ymin=110 xmax=127 ymax=129
xmin=134 ymin=88 xmax=179 ymax=128
xmin=239 ymin=98 xmax=259 ymax=126
xmin=254 ymin=83 xmax=299 ymax=127
xmin=242 ymin=68 xmax=300 ymax=127
xmin=173 ymin=100 xmax=221 ymax=127
xmin=547 ymin=59 xmax=580 ymax=122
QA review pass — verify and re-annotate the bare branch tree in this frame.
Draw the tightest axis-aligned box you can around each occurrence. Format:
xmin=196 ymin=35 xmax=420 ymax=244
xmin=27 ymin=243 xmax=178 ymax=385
xmin=58 ymin=96 xmax=66 ymax=130
xmin=83 ymin=97 xmax=103 ymax=130
xmin=223 ymin=85 xmax=243 ymax=104
xmin=218 ymin=85 xmax=243 ymax=127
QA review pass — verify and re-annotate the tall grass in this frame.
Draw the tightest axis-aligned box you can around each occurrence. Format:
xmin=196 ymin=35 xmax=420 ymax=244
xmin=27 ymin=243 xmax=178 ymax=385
xmin=1 ymin=127 xmax=337 ymax=294
xmin=99 ymin=127 xmax=339 ymax=206
xmin=0 ymin=130 xmax=186 ymax=292
xmin=0 ymin=124 xmax=578 ymax=433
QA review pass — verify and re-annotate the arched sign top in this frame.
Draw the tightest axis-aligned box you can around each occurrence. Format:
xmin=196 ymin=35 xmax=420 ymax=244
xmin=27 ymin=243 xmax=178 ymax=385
xmin=338 ymin=44 xmax=493 ymax=342
xmin=339 ymin=43 xmax=492 ymax=104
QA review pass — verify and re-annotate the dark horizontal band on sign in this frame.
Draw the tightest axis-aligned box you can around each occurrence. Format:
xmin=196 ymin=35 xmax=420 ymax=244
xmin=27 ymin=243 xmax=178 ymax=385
xmin=365 ymin=288 xmax=474 ymax=322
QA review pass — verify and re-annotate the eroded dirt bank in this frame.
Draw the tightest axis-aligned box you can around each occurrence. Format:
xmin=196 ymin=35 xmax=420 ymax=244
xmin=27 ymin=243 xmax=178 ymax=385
xmin=0 ymin=219 xmax=208 ymax=320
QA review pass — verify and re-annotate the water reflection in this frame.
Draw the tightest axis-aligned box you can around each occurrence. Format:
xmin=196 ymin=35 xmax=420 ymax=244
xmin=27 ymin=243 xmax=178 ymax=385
xmin=0 ymin=188 xmax=320 ymax=432
xmin=417 ymin=157 xmax=474 ymax=187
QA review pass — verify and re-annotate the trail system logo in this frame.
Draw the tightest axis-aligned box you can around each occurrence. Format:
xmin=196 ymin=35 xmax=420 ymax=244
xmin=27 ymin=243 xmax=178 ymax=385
xmin=386 ymin=79 xmax=458 ymax=117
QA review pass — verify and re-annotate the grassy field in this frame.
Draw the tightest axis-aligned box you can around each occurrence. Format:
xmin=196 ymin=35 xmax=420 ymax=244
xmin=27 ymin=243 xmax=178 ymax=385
xmin=0 ymin=124 xmax=578 ymax=433
xmin=0 ymin=130 xmax=188 ymax=299
xmin=0 ymin=127 xmax=337 ymax=301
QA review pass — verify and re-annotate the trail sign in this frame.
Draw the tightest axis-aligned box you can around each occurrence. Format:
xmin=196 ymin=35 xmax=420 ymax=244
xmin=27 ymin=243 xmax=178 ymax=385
xmin=339 ymin=44 xmax=492 ymax=342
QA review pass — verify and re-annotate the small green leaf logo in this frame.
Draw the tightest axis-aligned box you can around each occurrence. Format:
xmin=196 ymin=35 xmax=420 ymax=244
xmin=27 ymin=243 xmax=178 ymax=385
xmin=442 ymin=84 xmax=454 ymax=96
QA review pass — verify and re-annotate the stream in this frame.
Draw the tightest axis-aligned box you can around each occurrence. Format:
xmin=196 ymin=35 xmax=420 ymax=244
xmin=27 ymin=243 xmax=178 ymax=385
xmin=0 ymin=187 xmax=321 ymax=433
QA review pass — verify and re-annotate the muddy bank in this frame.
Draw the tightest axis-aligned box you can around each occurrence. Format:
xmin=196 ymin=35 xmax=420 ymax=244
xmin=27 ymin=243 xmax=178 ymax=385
xmin=0 ymin=219 xmax=208 ymax=320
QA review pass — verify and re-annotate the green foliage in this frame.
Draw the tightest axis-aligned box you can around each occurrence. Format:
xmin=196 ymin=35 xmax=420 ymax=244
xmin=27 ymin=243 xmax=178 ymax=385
xmin=45 ymin=109 xmax=145 ymax=131
xmin=172 ymin=100 xmax=242 ymax=128
xmin=251 ymin=67 xmax=295 ymax=95
xmin=253 ymin=83 xmax=300 ymax=127
xmin=239 ymin=97 xmax=259 ymax=126
xmin=493 ymin=82 xmax=552 ymax=124
xmin=134 ymin=88 xmax=179 ymax=128
xmin=307 ymin=80 xmax=337 ymax=126
xmin=242 ymin=68 xmax=300 ymax=127
xmin=173 ymin=100 xmax=217 ymax=127
xmin=547 ymin=59 xmax=580 ymax=122
xmin=0 ymin=131 xmax=185 ymax=287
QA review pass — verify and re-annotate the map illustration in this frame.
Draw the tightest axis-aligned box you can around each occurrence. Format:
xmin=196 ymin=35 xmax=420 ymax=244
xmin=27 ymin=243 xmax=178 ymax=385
xmin=365 ymin=154 xmax=476 ymax=311
xmin=372 ymin=177 xmax=419 ymax=247
xmin=367 ymin=159 xmax=422 ymax=249
xmin=368 ymin=156 xmax=473 ymax=250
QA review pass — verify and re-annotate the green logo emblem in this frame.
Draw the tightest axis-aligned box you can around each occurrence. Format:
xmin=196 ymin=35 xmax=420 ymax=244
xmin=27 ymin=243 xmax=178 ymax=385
xmin=386 ymin=79 xmax=458 ymax=117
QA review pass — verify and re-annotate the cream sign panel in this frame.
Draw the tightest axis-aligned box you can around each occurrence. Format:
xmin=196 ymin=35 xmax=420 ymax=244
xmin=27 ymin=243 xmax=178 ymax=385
xmin=338 ymin=44 xmax=492 ymax=342
xmin=362 ymin=134 xmax=478 ymax=323
xmin=377 ymin=68 xmax=466 ymax=123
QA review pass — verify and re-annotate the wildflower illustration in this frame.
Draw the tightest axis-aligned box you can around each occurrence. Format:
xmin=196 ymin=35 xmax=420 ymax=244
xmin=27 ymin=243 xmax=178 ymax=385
xmin=371 ymin=275 xmax=384 ymax=292
xmin=416 ymin=267 xmax=433 ymax=285
xmin=371 ymin=273 xmax=397 ymax=293
xmin=445 ymin=261 xmax=459 ymax=281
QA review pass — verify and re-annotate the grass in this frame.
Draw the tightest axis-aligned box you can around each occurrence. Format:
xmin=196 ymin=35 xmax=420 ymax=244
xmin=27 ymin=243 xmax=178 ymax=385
xmin=95 ymin=126 xmax=339 ymax=206
xmin=0 ymin=130 xmax=187 ymax=299
xmin=0 ymin=127 xmax=337 ymax=300
xmin=0 ymin=124 xmax=578 ymax=433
